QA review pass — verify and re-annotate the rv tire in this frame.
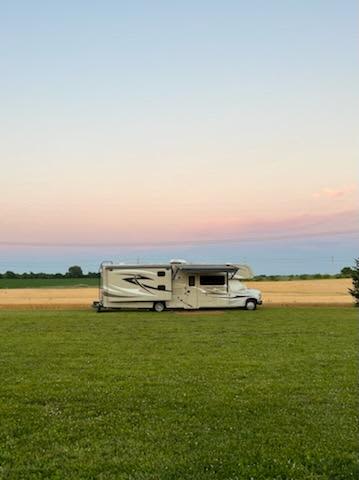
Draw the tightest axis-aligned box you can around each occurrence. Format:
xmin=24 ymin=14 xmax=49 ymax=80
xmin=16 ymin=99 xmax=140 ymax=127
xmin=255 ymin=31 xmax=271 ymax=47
xmin=245 ymin=299 xmax=257 ymax=311
xmin=153 ymin=302 xmax=165 ymax=312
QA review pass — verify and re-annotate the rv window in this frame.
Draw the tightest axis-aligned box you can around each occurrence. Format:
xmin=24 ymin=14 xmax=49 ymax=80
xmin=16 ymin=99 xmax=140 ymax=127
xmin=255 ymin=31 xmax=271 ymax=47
xmin=188 ymin=276 xmax=195 ymax=286
xmin=157 ymin=271 xmax=166 ymax=277
xmin=200 ymin=275 xmax=225 ymax=286
xmin=158 ymin=285 xmax=166 ymax=290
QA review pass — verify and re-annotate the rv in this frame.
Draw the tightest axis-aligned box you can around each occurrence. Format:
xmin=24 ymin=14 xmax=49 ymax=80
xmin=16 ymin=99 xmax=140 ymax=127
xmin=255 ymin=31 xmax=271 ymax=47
xmin=93 ymin=260 xmax=262 ymax=312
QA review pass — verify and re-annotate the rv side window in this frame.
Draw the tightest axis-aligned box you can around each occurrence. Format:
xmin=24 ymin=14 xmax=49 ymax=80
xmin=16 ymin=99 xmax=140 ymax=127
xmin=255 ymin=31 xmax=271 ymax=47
xmin=157 ymin=271 xmax=166 ymax=277
xmin=188 ymin=276 xmax=195 ymax=286
xmin=200 ymin=275 xmax=225 ymax=286
xmin=158 ymin=285 xmax=166 ymax=290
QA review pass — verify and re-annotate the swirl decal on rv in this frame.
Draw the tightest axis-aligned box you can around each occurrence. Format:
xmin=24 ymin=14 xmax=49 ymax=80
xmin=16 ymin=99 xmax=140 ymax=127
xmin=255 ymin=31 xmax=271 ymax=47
xmin=123 ymin=275 xmax=172 ymax=293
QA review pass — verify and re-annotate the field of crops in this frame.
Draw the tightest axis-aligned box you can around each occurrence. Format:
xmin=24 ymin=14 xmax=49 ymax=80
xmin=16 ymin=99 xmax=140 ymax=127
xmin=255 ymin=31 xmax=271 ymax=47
xmin=0 ymin=278 xmax=352 ymax=308
xmin=0 ymin=307 xmax=357 ymax=479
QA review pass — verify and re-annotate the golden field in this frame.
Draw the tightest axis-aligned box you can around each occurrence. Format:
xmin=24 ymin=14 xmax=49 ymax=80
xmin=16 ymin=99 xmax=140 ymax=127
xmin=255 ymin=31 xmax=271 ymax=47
xmin=0 ymin=279 xmax=352 ymax=308
xmin=246 ymin=278 xmax=352 ymax=305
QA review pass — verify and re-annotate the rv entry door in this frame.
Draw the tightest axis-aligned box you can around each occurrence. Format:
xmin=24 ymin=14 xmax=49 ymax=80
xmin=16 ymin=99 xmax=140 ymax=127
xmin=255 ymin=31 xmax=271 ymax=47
xmin=183 ymin=274 xmax=198 ymax=309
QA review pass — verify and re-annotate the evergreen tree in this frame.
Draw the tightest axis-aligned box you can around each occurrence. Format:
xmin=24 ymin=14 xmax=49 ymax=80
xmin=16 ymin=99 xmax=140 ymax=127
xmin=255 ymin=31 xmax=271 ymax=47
xmin=348 ymin=258 xmax=359 ymax=306
xmin=341 ymin=266 xmax=353 ymax=278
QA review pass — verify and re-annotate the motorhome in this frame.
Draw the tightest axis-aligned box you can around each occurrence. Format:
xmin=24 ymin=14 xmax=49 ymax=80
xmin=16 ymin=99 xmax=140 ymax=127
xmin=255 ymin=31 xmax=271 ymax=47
xmin=93 ymin=260 xmax=262 ymax=312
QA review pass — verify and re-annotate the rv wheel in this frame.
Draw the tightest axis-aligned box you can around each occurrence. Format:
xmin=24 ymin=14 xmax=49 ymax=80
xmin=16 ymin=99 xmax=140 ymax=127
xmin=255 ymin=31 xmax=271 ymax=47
xmin=153 ymin=302 xmax=165 ymax=312
xmin=245 ymin=299 xmax=257 ymax=311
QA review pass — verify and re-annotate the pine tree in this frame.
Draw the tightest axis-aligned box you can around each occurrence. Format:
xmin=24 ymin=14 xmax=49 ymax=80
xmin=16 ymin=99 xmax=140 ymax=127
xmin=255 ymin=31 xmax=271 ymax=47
xmin=348 ymin=258 xmax=359 ymax=306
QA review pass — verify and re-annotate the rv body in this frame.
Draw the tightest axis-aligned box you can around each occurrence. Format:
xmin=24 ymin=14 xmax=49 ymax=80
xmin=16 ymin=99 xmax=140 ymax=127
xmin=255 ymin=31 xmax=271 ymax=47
xmin=94 ymin=261 xmax=262 ymax=311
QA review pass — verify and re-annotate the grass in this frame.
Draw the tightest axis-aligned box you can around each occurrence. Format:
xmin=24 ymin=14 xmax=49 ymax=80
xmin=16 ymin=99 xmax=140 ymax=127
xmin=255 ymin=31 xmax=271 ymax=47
xmin=0 ymin=307 xmax=357 ymax=479
xmin=0 ymin=278 xmax=98 ymax=289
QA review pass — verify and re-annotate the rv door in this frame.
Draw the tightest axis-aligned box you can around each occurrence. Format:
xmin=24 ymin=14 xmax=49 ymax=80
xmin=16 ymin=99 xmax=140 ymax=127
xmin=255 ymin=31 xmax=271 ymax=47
xmin=183 ymin=274 xmax=198 ymax=309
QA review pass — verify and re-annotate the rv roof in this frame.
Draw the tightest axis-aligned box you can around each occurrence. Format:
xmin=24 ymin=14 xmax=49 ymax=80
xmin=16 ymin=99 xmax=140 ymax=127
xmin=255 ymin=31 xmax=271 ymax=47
xmin=101 ymin=263 xmax=239 ymax=273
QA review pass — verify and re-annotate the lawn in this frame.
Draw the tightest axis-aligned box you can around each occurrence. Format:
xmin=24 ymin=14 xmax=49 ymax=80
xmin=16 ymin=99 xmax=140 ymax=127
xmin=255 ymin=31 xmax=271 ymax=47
xmin=0 ymin=307 xmax=357 ymax=479
xmin=0 ymin=278 xmax=98 ymax=289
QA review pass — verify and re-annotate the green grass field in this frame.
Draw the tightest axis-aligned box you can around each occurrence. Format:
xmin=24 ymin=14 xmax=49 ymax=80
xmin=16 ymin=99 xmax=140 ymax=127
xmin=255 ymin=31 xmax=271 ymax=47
xmin=0 ymin=307 xmax=357 ymax=479
xmin=0 ymin=278 xmax=98 ymax=289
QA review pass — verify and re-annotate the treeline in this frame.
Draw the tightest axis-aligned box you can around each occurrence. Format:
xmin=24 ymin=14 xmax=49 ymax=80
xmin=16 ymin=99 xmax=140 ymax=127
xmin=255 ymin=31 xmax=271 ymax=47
xmin=0 ymin=266 xmax=354 ymax=281
xmin=0 ymin=265 xmax=99 ymax=280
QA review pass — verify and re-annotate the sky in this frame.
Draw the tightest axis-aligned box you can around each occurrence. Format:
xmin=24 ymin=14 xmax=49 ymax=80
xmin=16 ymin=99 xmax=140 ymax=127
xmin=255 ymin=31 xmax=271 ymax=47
xmin=0 ymin=0 xmax=358 ymax=274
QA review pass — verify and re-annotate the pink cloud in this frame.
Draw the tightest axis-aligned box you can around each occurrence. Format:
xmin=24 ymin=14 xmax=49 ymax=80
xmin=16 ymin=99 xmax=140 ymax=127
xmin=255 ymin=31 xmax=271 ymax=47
xmin=192 ymin=209 xmax=358 ymax=241
xmin=0 ymin=210 xmax=357 ymax=247
xmin=312 ymin=185 xmax=357 ymax=199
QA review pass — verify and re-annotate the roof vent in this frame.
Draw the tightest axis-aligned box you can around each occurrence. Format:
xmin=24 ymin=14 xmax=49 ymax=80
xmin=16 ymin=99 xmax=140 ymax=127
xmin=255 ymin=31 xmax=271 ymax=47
xmin=170 ymin=259 xmax=188 ymax=264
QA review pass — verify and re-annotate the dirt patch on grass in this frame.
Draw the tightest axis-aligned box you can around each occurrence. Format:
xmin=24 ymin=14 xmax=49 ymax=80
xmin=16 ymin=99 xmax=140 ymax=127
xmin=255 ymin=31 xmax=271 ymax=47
xmin=0 ymin=279 xmax=352 ymax=309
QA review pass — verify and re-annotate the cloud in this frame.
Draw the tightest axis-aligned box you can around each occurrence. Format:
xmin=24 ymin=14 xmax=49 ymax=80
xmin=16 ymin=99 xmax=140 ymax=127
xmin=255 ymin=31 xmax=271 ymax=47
xmin=192 ymin=209 xmax=359 ymax=243
xmin=312 ymin=185 xmax=357 ymax=199
xmin=1 ymin=210 xmax=357 ymax=247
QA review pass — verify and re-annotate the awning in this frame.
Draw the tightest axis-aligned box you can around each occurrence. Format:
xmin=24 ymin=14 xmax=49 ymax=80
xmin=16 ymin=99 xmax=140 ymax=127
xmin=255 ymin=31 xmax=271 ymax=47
xmin=174 ymin=264 xmax=238 ymax=273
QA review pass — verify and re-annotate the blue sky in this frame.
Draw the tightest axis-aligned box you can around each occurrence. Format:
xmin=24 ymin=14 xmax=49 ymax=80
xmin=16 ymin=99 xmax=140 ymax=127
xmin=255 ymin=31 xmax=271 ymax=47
xmin=0 ymin=1 xmax=358 ymax=274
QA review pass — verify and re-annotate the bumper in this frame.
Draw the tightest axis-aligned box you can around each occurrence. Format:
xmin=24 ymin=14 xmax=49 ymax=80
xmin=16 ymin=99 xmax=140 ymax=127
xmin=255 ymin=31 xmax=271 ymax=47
xmin=257 ymin=300 xmax=263 ymax=305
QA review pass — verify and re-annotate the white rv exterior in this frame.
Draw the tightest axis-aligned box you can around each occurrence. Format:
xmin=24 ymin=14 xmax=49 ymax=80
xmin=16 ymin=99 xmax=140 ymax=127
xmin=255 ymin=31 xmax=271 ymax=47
xmin=94 ymin=261 xmax=262 ymax=311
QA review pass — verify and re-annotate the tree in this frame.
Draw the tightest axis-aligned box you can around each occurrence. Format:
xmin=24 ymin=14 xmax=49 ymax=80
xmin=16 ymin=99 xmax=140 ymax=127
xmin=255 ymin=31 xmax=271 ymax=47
xmin=67 ymin=265 xmax=83 ymax=278
xmin=88 ymin=271 xmax=100 ymax=278
xmin=348 ymin=258 xmax=359 ymax=306
xmin=340 ymin=266 xmax=353 ymax=278
xmin=4 ymin=271 xmax=17 ymax=279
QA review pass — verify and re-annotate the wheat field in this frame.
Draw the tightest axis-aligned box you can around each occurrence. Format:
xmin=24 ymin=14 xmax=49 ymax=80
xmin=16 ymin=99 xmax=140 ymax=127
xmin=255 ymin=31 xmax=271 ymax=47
xmin=0 ymin=279 xmax=352 ymax=308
